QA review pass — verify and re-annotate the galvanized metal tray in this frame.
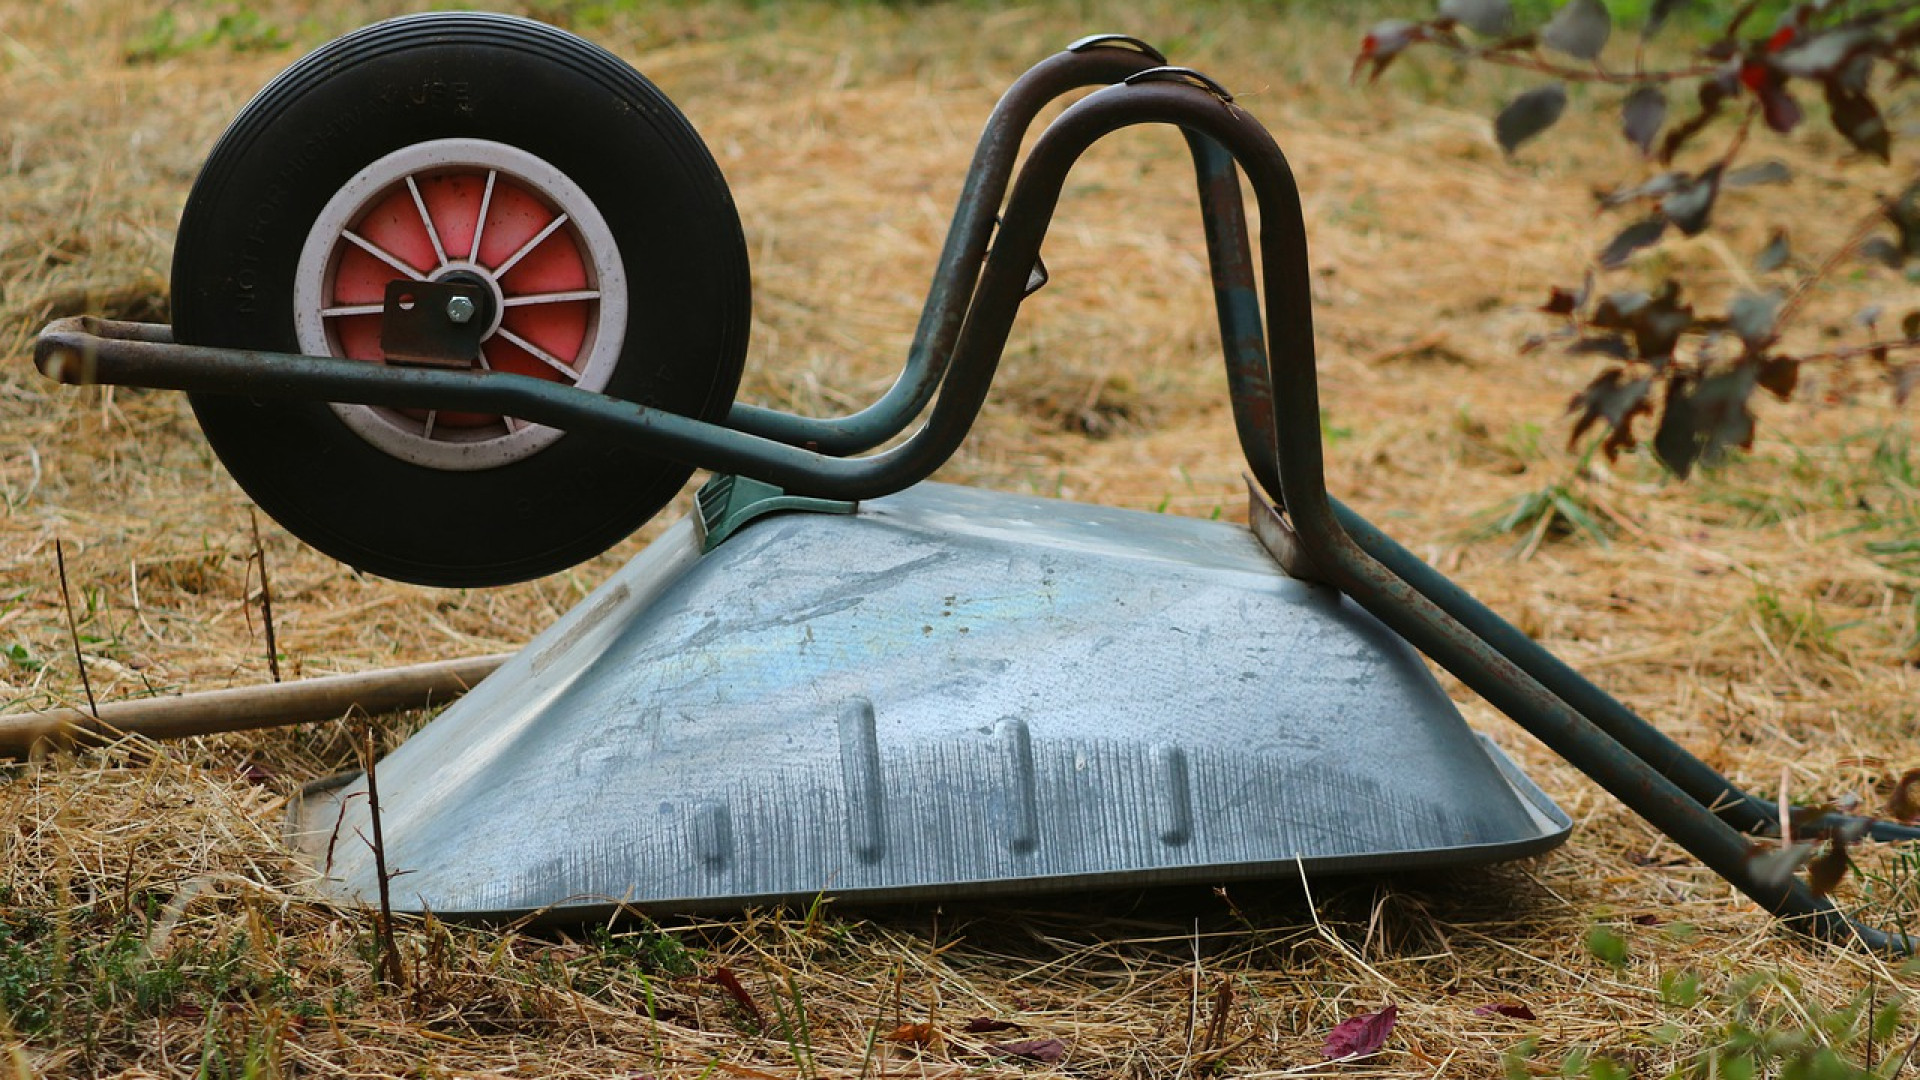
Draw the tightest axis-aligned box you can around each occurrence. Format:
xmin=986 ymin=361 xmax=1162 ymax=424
xmin=290 ymin=483 xmax=1569 ymax=919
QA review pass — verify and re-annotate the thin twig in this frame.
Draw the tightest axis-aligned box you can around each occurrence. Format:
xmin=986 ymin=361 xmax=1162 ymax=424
xmin=1778 ymin=186 xmax=1909 ymax=330
xmin=1427 ymin=27 xmax=1721 ymax=85
xmin=1785 ymin=338 xmax=1920 ymax=365
xmin=248 ymin=508 xmax=280 ymax=683
xmin=54 ymin=538 xmax=97 ymax=719
xmin=1468 ymin=49 xmax=1723 ymax=85
xmin=360 ymin=723 xmax=405 ymax=989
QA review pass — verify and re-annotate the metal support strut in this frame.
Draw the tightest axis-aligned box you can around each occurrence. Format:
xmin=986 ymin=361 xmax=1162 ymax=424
xmin=33 ymin=41 xmax=1915 ymax=950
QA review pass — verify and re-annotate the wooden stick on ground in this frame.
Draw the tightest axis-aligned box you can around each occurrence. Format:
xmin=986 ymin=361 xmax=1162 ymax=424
xmin=0 ymin=654 xmax=510 ymax=758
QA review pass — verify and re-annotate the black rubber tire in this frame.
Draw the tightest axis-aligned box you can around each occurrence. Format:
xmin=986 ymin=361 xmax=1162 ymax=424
xmin=173 ymin=12 xmax=750 ymax=587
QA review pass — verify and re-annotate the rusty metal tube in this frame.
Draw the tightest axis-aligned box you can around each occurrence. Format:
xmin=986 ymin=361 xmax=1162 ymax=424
xmin=722 ymin=40 xmax=1169 ymax=454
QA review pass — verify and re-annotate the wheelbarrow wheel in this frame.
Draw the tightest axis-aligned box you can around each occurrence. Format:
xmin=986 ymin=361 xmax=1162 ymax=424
xmin=172 ymin=12 xmax=750 ymax=587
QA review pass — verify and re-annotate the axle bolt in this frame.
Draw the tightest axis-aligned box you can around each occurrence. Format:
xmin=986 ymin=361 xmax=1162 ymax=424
xmin=446 ymin=295 xmax=477 ymax=325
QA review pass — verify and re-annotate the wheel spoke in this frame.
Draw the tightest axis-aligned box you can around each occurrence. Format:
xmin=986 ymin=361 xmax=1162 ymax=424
xmin=501 ymin=289 xmax=600 ymax=307
xmin=321 ymin=302 xmax=387 ymax=318
xmin=469 ymin=170 xmax=497 ymax=263
xmin=421 ymin=410 xmax=438 ymax=440
xmin=497 ymin=326 xmax=580 ymax=380
xmin=343 ymin=231 xmax=427 ymax=280
xmin=491 ymin=213 xmax=569 ymax=279
xmin=406 ymin=176 xmax=450 ymax=267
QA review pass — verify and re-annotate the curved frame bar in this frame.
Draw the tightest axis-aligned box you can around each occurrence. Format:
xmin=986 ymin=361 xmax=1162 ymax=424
xmin=721 ymin=39 xmax=1169 ymax=453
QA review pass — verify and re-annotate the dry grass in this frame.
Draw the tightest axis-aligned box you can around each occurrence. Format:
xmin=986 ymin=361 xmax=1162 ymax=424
xmin=3 ymin=0 xmax=1919 ymax=1076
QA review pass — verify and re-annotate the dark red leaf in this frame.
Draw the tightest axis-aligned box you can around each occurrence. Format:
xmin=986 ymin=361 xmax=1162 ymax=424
xmin=1622 ymin=85 xmax=1667 ymax=155
xmin=1496 ymin=83 xmax=1569 ymax=154
xmin=1440 ymin=0 xmax=1514 ymax=37
xmin=1755 ymin=229 xmax=1791 ymax=273
xmin=989 ymin=1038 xmax=1066 ymax=1063
xmin=1591 ymin=290 xmax=1650 ymax=330
xmin=1600 ymin=217 xmax=1666 ymax=268
xmin=1643 ymin=0 xmax=1686 ymax=40
xmin=1729 ymin=291 xmax=1780 ymax=351
xmin=1354 ymin=20 xmax=1421 ymax=83
xmin=1898 ymin=364 xmax=1920 ymax=405
xmin=1890 ymin=769 xmax=1920 ymax=822
xmin=1623 ymin=282 xmax=1694 ymax=366
xmin=1542 ymin=287 xmax=1582 ymax=315
xmin=1747 ymin=840 xmax=1816 ymax=888
xmin=1807 ymin=841 xmax=1853 ymax=897
xmin=1661 ymin=164 xmax=1722 ymax=236
xmin=1568 ymin=335 xmax=1632 ymax=359
xmin=1568 ymin=368 xmax=1651 ymax=457
xmin=1773 ymin=27 xmax=1882 ymax=80
xmin=1825 ymin=80 xmax=1890 ymax=161
xmin=239 ymin=762 xmax=277 ymax=786
xmin=1474 ymin=1002 xmax=1539 ymax=1020
xmin=1659 ymin=82 xmax=1726 ymax=162
xmin=703 ymin=967 xmax=764 ymax=1027
xmin=1322 ymin=1002 xmax=1398 ymax=1060
xmin=1653 ymin=365 xmax=1758 ymax=478
xmin=1884 ymin=178 xmax=1920 ymax=257
xmin=1599 ymin=171 xmax=1683 ymax=208
xmin=1543 ymin=0 xmax=1611 ymax=60
xmin=1861 ymin=236 xmax=1905 ymax=269
xmin=1758 ymin=357 xmax=1799 ymax=400
xmin=963 ymin=1017 xmax=1022 ymax=1034
xmin=1726 ymin=160 xmax=1791 ymax=188
xmin=1744 ymin=66 xmax=1803 ymax=134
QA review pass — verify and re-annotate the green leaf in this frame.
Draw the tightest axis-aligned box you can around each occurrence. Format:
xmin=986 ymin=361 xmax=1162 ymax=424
xmin=1586 ymin=924 xmax=1628 ymax=969
xmin=1872 ymin=1001 xmax=1902 ymax=1042
xmin=1587 ymin=1056 xmax=1628 ymax=1080
xmin=1658 ymin=969 xmax=1701 ymax=1008
xmin=1505 ymin=1037 xmax=1540 ymax=1080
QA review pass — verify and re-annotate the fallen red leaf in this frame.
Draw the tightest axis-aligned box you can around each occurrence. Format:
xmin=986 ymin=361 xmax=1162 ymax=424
xmin=963 ymin=1017 xmax=1020 ymax=1033
xmin=1473 ymin=1002 xmax=1537 ymax=1020
xmin=1889 ymin=768 xmax=1920 ymax=823
xmin=886 ymin=1022 xmax=939 ymax=1045
xmin=989 ymin=1037 xmax=1066 ymax=1063
xmin=703 ymin=967 xmax=764 ymax=1027
xmin=1322 ymin=1002 xmax=1397 ymax=1060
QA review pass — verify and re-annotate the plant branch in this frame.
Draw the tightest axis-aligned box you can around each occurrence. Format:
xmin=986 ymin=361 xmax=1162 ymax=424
xmin=54 ymin=539 xmax=97 ymax=720
xmin=1778 ymin=188 xmax=1907 ymax=331
xmin=1782 ymin=339 xmax=1920 ymax=365
xmin=1444 ymin=40 xmax=1723 ymax=85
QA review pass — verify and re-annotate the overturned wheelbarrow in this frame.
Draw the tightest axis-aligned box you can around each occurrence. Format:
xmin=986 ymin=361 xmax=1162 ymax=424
xmin=33 ymin=13 xmax=1915 ymax=943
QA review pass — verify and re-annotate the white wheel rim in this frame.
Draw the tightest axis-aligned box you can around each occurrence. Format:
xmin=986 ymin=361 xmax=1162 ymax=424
xmin=294 ymin=138 xmax=628 ymax=471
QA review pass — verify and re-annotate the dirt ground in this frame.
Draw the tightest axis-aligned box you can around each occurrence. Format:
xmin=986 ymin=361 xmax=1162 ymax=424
xmin=2 ymin=1 xmax=1917 ymax=1077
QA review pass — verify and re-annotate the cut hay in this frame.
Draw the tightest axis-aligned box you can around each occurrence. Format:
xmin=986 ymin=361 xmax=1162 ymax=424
xmin=2 ymin=1 xmax=1917 ymax=1077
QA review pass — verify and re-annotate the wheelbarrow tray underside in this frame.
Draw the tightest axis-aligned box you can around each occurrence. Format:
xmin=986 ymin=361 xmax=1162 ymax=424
xmin=290 ymin=482 xmax=1570 ymax=919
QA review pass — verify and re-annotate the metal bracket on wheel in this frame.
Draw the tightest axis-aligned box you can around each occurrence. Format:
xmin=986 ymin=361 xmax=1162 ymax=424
xmin=378 ymin=279 xmax=489 ymax=368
